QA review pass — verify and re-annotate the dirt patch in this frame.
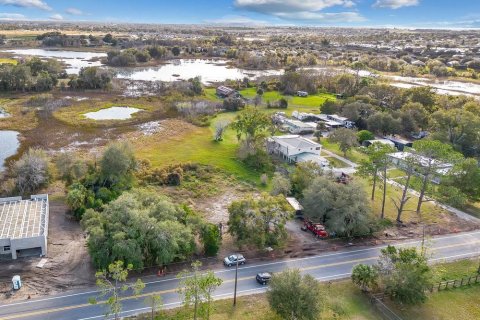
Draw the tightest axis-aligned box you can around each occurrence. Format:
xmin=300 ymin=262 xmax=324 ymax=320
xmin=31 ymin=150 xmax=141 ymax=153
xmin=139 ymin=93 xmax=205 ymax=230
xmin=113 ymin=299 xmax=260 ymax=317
xmin=0 ymin=196 xmax=94 ymax=301
xmin=196 ymin=190 xmax=240 ymax=225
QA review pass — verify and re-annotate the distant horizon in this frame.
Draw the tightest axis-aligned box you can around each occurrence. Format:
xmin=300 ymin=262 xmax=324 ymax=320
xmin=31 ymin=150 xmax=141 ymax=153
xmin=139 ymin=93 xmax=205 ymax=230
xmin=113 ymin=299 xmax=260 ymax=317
xmin=0 ymin=1 xmax=479 ymax=29
xmin=1 ymin=20 xmax=480 ymax=32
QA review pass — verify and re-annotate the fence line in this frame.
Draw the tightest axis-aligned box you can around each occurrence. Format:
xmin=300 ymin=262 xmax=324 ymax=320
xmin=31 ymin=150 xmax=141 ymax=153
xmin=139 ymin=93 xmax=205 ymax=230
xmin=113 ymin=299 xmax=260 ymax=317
xmin=430 ymin=273 xmax=480 ymax=292
xmin=368 ymin=293 xmax=404 ymax=320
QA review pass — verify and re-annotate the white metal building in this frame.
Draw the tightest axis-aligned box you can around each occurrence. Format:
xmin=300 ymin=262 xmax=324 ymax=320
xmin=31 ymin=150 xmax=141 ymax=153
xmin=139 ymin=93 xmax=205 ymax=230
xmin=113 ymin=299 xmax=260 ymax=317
xmin=0 ymin=194 xmax=49 ymax=259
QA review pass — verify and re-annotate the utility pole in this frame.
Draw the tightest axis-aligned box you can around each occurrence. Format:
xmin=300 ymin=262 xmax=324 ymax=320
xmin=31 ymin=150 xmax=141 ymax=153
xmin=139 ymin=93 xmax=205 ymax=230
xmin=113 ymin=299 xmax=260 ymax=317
xmin=233 ymin=256 xmax=239 ymax=306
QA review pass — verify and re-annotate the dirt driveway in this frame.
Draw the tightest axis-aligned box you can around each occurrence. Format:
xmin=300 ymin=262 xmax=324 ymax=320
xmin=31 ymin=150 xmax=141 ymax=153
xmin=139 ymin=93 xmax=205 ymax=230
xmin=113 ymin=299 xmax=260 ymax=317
xmin=0 ymin=200 xmax=94 ymax=301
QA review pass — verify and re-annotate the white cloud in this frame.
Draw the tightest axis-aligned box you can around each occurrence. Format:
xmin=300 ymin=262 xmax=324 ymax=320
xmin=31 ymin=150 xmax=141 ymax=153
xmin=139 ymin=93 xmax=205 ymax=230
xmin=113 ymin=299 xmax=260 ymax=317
xmin=49 ymin=13 xmax=63 ymax=20
xmin=0 ymin=0 xmax=51 ymax=11
xmin=234 ymin=0 xmax=363 ymax=23
xmin=206 ymin=15 xmax=267 ymax=25
xmin=235 ymin=0 xmax=355 ymax=13
xmin=275 ymin=11 xmax=365 ymax=22
xmin=0 ymin=12 xmax=25 ymax=20
xmin=65 ymin=7 xmax=83 ymax=15
xmin=373 ymin=0 xmax=419 ymax=9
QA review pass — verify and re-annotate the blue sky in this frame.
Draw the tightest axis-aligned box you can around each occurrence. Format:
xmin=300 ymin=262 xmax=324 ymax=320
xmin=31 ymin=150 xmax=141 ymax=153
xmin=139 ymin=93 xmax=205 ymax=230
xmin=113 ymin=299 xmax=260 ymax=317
xmin=0 ymin=0 xmax=479 ymax=28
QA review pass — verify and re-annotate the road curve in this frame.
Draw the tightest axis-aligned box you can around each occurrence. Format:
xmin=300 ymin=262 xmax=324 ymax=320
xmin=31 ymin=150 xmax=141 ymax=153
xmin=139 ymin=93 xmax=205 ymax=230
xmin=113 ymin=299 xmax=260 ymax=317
xmin=1 ymin=230 xmax=480 ymax=320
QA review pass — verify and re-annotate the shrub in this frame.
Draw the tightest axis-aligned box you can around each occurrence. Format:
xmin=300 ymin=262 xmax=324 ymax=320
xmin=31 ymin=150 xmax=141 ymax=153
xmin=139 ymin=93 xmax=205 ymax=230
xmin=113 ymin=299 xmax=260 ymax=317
xmin=201 ymin=223 xmax=221 ymax=256
xmin=278 ymin=97 xmax=288 ymax=109
xmin=357 ymin=130 xmax=375 ymax=144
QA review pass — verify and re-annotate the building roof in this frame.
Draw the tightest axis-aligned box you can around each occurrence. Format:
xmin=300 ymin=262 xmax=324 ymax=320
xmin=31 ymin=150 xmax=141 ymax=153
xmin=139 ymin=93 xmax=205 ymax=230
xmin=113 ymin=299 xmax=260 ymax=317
xmin=0 ymin=195 xmax=48 ymax=240
xmin=328 ymin=114 xmax=349 ymax=122
xmin=272 ymin=135 xmax=320 ymax=149
xmin=216 ymin=86 xmax=235 ymax=95
xmin=366 ymin=139 xmax=395 ymax=147
xmin=286 ymin=197 xmax=303 ymax=211
xmin=388 ymin=152 xmax=453 ymax=170
xmin=284 ymin=119 xmax=316 ymax=129
xmin=384 ymin=135 xmax=413 ymax=145
xmin=296 ymin=153 xmax=330 ymax=167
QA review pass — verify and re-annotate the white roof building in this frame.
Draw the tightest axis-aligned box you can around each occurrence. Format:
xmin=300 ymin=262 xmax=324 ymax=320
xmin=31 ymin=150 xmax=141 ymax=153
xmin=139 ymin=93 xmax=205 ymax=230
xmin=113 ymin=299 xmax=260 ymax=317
xmin=284 ymin=119 xmax=316 ymax=134
xmin=0 ymin=195 xmax=49 ymax=259
xmin=267 ymin=135 xmax=329 ymax=167
xmin=388 ymin=152 xmax=453 ymax=184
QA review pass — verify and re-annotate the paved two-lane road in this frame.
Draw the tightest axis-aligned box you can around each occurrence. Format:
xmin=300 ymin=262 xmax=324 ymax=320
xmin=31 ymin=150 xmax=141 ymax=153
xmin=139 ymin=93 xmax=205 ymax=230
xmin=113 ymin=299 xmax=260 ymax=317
xmin=1 ymin=230 xmax=480 ymax=320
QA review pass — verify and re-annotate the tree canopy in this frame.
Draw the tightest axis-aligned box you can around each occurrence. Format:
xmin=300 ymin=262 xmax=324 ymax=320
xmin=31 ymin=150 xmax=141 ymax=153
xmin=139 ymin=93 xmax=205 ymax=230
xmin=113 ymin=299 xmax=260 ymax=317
xmin=302 ymin=177 xmax=373 ymax=238
xmin=81 ymin=188 xmax=196 ymax=269
xmin=228 ymin=193 xmax=291 ymax=248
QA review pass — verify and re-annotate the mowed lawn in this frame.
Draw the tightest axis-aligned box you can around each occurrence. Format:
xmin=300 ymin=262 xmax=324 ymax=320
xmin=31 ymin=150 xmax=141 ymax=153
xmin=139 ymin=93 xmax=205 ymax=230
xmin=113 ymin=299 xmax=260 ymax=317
xmin=357 ymin=176 xmax=450 ymax=224
xmin=387 ymin=259 xmax=480 ymax=320
xmin=203 ymin=88 xmax=335 ymax=115
xmin=134 ymin=113 xmax=264 ymax=185
xmin=239 ymin=87 xmax=336 ymax=115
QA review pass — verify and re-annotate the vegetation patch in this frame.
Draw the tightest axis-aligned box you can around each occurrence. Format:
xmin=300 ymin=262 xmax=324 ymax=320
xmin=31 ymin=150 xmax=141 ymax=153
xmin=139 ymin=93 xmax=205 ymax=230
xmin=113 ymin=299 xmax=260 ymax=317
xmin=0 ymin=98 xmax=38 ymax=131
xmin=53 ymin=97 xmax=169 ymax=127
xmin=0 ymin=58 xmax=18 ymax=65
xmin=133 ymin=115 xmax=265 ymax=185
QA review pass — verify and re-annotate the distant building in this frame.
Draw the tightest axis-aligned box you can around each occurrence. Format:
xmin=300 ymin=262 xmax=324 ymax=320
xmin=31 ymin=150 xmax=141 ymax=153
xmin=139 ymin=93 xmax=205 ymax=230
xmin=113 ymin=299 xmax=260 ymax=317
xmin=388 ymin=152 xmax=453 ymax=184
xmin=216 ymin=86 xmax=237 ymax=98
xmin=384 ymin=135 xmax=413 ymax=151
xmin=363 ymin=139 xmax=396 ymax=148
xmin=327 ymin=114 xmax=355 ymax=128
xmin=283 ymin=119 xmax=316 ymax=134
xmin=286 ymin=197 xmax=303 ymax=216
xmin=0 ymin=195 xmax=49 ymax=259
xmin=297 ymin=91 xmax=308 ymax=97
xmin=267 ymin=135 xmax=329 ymax=167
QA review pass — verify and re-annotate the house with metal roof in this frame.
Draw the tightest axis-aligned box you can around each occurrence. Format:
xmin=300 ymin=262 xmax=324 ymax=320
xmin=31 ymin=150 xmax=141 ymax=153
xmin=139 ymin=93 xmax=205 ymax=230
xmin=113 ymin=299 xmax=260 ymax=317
xmin=0 ymin=194 xmax=49 ymax=259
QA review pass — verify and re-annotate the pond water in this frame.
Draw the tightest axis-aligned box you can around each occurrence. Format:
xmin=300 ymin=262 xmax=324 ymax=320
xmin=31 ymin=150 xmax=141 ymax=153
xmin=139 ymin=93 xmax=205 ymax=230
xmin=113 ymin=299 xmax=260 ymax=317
xmin=0 ymin=131 xmax=20 ymax=171
xmin=83 ymin=106 xmax=142 ymax=120
xmin=386 ymin=75 xmax=480 ymax=99
xmin=3 ymin=49 xmax=107 ymax=74
xmin=116 ymin=59 xmax=282 ymax=83
xmin=0 ymin=107 xmax=9 ymax=118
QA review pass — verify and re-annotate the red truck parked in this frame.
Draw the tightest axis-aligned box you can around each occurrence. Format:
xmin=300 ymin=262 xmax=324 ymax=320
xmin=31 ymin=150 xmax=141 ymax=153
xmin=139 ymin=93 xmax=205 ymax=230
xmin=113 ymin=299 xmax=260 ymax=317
xmin=301 ymin=219 xmax=328 ymax=238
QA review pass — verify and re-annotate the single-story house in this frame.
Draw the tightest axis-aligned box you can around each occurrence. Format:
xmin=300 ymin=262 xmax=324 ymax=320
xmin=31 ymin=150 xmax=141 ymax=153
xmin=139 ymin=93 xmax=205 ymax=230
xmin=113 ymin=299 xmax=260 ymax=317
xmin=388 ymin=152 xmax=453 ymax=184
xmin=283 ymin=119 xmax=316 ymax=134
xmin=216 ymin=86 xmax=237 ymax=98
xmin=384 ymin=135 xmax=413 ymax=151
xmin=327 ymin=114 xmax=355 ymax=128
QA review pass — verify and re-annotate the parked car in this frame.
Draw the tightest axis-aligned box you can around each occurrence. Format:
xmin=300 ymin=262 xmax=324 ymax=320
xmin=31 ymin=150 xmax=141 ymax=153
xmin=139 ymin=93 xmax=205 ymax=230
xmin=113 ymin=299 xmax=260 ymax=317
xmin=302 ymin=219 xmax=328 ymax=238
xmin=256 ymin=272 xmax=272 ymax=285
xmin=223 ymin=254 xmax=246 ymax=267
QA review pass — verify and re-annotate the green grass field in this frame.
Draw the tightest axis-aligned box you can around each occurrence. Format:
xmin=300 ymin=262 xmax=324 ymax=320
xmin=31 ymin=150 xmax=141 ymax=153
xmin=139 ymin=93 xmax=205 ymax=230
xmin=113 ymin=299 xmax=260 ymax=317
xmin=387 ymin=259 xmax=480 ymax=320
xmin=356 ymin=175 xmax=449 ymax=224
xmin=135 ymin=112 xmax=265 ymax=186
xmin=238 ymin=87 xmax=335 ymax=115
xmin=0 ymin=58 xmax=17 ymax=65
xmin=320 ymin=138 xmax=368 ymax=163
xmin=203 ymin=87 xmax=335 ymax=116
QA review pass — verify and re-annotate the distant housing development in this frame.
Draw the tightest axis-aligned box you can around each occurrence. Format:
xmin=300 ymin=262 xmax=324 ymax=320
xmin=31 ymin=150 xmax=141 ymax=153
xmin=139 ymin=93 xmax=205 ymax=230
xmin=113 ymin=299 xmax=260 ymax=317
xmin=0 ymin=195 xmax=49 ymax=259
